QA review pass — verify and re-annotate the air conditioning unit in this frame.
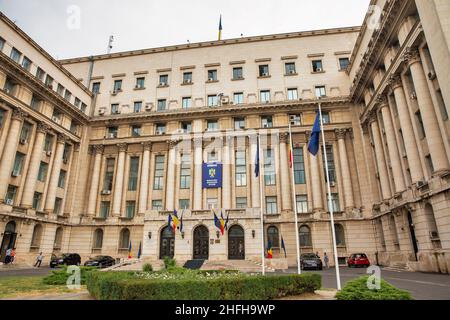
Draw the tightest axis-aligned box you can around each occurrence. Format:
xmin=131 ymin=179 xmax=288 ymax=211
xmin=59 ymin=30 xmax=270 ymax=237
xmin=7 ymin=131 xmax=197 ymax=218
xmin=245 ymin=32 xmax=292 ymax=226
xmin=428 ymin=70 xmax=436 ymax=80
xmin=63 ymin=158 xmax=69 ymax=164
xmin=159 ymin=82 xmax=167 ymax=86
xmin=429 ymin=231 xmax=439 ymax=239
xmin=46 ymin=151 xmax=52 ymax=157
xmin=111 ymin=90 xmax=118 ymax=96
xmin=108 ymin=133 xmax=116 ymax=139
xmin=263 ymin=124 xmax=270 ymax=128
xmin=316 ymin=68 xmax=322 ymax=72
xmin=11 ymin=171 xmax=19 ymax=177
xmin=330 ymin=181 xmax=336 ymax=187
xmin=410 ymin=91 xmax=417 ymax=100
xmin=208 ymin=78 xmax=215 ymax=82
xmin=262 ymin=72 xmax=269 ymax=77
xmin=4 ymin=88 xmax=11 ymax=94
xmin=98 ymin=109 xmax=105 ymax=115
xmin=101 ymin=190 xmax=111 ymax=195
xmin=183 ymin=79 xmax=192 ymax=84
xmin=221 ymin=97 xmax=230 ymax=104
xmin=415 ymin=180 xmax=426 ymax=188
xmin=52 ymin=116 xmax=60 ymax=122
xmin=145 ymin=104 xmax=153 ymax=111
xmin=289 ymin=70 xmax=296 ymax=74
xmin=114 ymin=110 xmax=121 ymax=114
xmin=5 ymin=199 xmax=13 ymax=205
xmin=19 ymin=138 xmax=27 ymax=144
xmin=156 ymin=131 xmax=165 ymax=135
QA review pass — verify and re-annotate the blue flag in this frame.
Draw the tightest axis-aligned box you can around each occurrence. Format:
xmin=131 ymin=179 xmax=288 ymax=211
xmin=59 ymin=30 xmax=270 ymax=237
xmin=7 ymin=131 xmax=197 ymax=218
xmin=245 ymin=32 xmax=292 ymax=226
xmin=308 ymin=112 xmax=321 ymax=156
xmin=179 ymin=209 xmax=184 ymax=233
xmin=281 ymin=236 xmax=287 ymax=258
xmin=224 ymin=212 xmax=229 ymax=231
xmin=137 ymin=241 xmax=142 ymax=259
xmin=254 ymin=136 xmax=260 ymax=177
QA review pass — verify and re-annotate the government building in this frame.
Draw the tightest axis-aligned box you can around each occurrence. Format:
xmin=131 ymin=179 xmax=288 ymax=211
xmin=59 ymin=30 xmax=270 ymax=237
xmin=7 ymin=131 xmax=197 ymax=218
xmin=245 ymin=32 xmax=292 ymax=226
xmin=1 ymin=0 xmax=449 ymax=273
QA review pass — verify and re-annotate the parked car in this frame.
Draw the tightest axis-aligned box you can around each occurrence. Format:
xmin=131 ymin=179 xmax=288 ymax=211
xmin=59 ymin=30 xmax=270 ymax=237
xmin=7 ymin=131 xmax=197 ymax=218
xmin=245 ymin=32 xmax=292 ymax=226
xmin=300 ymin=253 xmax=323 ymax=270
xmin=84 ymin=255 xmax=116 ymax=268
xmin=347 ymin=253 xmax=370 ymax=268
xmin=50 ymin=253 xmax=81 ymax=268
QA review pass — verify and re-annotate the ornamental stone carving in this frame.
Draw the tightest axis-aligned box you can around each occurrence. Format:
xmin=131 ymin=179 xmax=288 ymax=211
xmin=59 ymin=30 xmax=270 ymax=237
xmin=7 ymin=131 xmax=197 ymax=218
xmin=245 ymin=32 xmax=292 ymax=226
xmin=91 ymin=144 xmax=104 ymax=155
xmin=388 ymin=74 xmax=402 ymax=90
xmin=56 ymin=133 xmax=68 ymax=144
xmin=279 ymin=132 xmax=289 ymax=143
xmin=335 ymin=128 xmax=347 ymax=140
xmin=142 ymin=141 xmax=152 ymax=151
xmin=403 ymin=47 xmax=421 ymax=67
xmin=117 ymin=143 xmax=128 ymax=152
xmin=11 ymin=107 xmax=27 ymax=121
xmin=36 ymin=121 xmax=50 ymax=134
xmin=375 ymin=94 xmax=388 ymax=107
xmin=193 ymin=137 xmax=203 ymax=149
xmin=167 ymin=140 xmax=179 ymax=150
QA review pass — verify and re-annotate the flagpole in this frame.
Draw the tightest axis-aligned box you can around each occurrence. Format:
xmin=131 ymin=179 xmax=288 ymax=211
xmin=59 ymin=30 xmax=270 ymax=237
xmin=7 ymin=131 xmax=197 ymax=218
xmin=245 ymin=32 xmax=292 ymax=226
xmin=318 ymin=100 xmax=342 ymax=291
xmin=288 ymin=122 xmax=302 ymax=275
xmin=257 ymin=135 xmax=266 ymax=275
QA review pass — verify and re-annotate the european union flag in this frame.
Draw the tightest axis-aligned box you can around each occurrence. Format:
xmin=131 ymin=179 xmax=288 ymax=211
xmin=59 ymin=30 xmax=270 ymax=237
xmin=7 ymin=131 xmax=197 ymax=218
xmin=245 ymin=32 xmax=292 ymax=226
xmin=281 ymin=236 xmax=287 ymax=258
xmin=254 ymin=136 xmax=260 ymax=177
xmin=308 ymin=112 xmax=321 ymax=156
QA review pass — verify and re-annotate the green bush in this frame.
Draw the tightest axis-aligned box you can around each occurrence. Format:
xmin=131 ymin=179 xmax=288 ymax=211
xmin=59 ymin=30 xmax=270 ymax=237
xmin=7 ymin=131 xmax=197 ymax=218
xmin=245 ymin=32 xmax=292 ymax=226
xmin=142 ymin=263 xmax=153 ymax=272
xmin=336 ymin=276 xmax=413 ymax=300
xmin=163 ymin=256 xmax=176 ymax=269
xmin=86 ymin=271 xmax=321 ymax=300
xmin=42 ymin=266 xmax=97 ymax=285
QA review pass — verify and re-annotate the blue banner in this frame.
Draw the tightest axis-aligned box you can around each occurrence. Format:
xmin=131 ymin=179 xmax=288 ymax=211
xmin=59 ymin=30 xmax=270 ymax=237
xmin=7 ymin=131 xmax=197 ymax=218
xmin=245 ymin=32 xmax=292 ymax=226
xmin=202 ymin=162 xmax=222 ymax=188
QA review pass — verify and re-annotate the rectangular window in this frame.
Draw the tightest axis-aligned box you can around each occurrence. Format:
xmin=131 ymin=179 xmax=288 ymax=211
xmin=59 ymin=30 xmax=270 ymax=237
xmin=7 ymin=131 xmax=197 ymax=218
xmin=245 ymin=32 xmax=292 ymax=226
xmin=436 ymin=89 xmax=448 ymax=121
xmin=103 ymin=158 xmax=115 ymax=191
xmin=208 ymin=151 xmax=218 ymax=162
xmin=207 ymin=198 xmax=218 ymax=210
xmin=182 ymin=97 xmax=192 ymax=109
xmin=321 ymin=112 xmax=330 ymax=124
xmin=54 ymin=198 xmax=63 ymax=215
xmin=234 ymin=118 xmax=245 ymax=130
xmin=260 ymin=90 xmax=270 ymax=103
xmin=81 ymin=103 xmax=87 ymax=113
xmin=157 ymin=99 xmax=166 ymax=111
xmin=36 ymin=67 xmax=45 ymax=81
xmin=58 ymin=170 xmax=66 ymax=188
xmin=0 ymin=37 xmax=4 ymax=50
xmin=293 ymin=147 xmax=306 ymax=184
xmin=111 ymin=103 xmax=119 ymax=114
xmin=236 ymin=197 xmax=247 ymax=209
xmin=155 ymin=123 xmax=166 ymax=134
xmin=4 ymin=77 xmax=15 ymax=94
xmin=339 ymin=57 xmax=350 ymax=71
xmin=30 ymin=95 xmax=41 ymax=110
xmin=289 ymin=114 xmax=301 ymax=126
xmin=52 ymin=110 xmax=62 ymax=124
xmin=287 ymin=88 xmax=298 ymax=100
xmin=134 ymin=101 xmax=142 ymax=113
xmin=152 ymin=200 xmax=163 ymax=210
xmin=179 ymin=199 xmax=190 ymax=209
xmin=315 ymin=86 xmax=326 ymax=98
xmin=207 ymin=120 xmax=218 ymax=131
xmin=70 ymin=121 xmax=79 ymax=135
xmin=10 ymin=47 xmax=21 ymax=63
xmin=128 ymin=157 xmax=140 ymax=191
xmin=322 ymin=145 xmax=336 ymax=183
xmin=0 ymin=109 xmax=5 ymax=128
xmin=312 ymin=60 xmax=323 ymax=72
xmin=296 ymin=195 xmax=308 ymax=213
xmin=264 ymin=149 xmax=276 ymax=186
xmin=233 ymin=92 xmax=244 ymax=104
xmin=57 ymin=84 xmax=64 ymax=96
xmin=38 ymin=162 xmax=48 ymax=182
xmin=92 ymin=82 xmax=100 ymax=94
xmin=64 ymin=90 xmax=72 ymax=101
xmin=265 ymin=196 xmax=278 ymax=214
xmin=261 ymin=116 xmax=273 ymax=128
xmin=136 ymin=77 xmax=145 ymax=89
xmin=207 ymin=95 xmax=218 ymax=107
xmin=259 ymin=65 xmax=269 ymax=77
xmin=107 ymin=127 xmax=118 ymax=138
xmin=63 ymin=144 xmax=71 ymax=163
xmin=32 ymin=192 xmax=42 ymax=210
xmin=22 ymin=56 xmax=32 ymax=71
xmin=74 ymin=97 xmax=81 ymax=108
xmin=126 ymin=201 xmax=136 ymax=218
xmin=415 ymin=110 xmax=426 ymax=139
xmin=207 ymin=70 xmax=217 ymax=81
xmin=131 ymin=125 xmax=141 ymax=137
xmin=12 ymin=152 xmax=25 ymax=176
xmin=181 ymin=122 xmax=192 ymax=133
xmin=113 ymin=80 xmax=122 ymax=91
xmin=235 ymin=150 xmax=247 ymax=187
xmin=159 ymin=74 xmax=168 ymax=86
xmin=20 ymin=122 xmax=32 ymax=143
xmin=425 ymin=154 xmax=434 ymax=176
xmin=45 ymin=75 xmax=54 ymax=88
xmin=5 ymin=185 xmax=17 ymax=204
xmin=100 ymin=201 xmax=110 ymax=218
xmin=285 ymin=62 xmax=296 ymax=75
xmin=327 ymin=193 xmax=340 ymax=212
xmin=153 ymin=155 xmax=165 ymax=190
xmin=44 ymin=134 xmax=54 ymax=153
xmin=183 ymin=72 xmax=193 ymax=84
xmin=233 ymin=67 xmax=243 ymax=80
xmin=180 ymin=153 xmax=191 ymax=189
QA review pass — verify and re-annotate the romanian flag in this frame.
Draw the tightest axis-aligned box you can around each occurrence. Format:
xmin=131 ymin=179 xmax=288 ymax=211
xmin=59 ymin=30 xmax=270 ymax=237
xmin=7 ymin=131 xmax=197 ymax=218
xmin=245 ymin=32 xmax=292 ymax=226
xmin=219 ymin=211 xmax=226 ymax=235
xmin=128 ymin=241 xmax=132 ymax=259
xmin=213 ymin=210 xmax=223 ymax=235
xmin=218 ymin=15 xmax=223 ymax=40
xmin=267 ymin=240 xmax=273 ymax=259
xmin=172 ymin=209 xmax=180 ymax=232
xmin=288 ymin=136 xmax=294 ymax=169
xmin=137 ymin=241 xmax=142 ymax=259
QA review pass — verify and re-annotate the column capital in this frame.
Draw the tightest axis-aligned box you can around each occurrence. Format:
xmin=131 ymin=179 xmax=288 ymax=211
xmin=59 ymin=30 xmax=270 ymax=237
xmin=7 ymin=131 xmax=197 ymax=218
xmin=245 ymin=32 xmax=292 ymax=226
xmin=73 ymin=142 xmax=81 ymax=152
xmin=36 ymin=121 xmax=50 ymax=134
xmin=56 ymin=133 xmax=68 ymax=144
xmin=403 ymin=47 xmax=421 ymax=67
xmin=117 ymin=143 xmax=128 ymax=152
xmin=223 ymin=135 xmax=233 ymax=146
xmin=279 ymin=132 xmax=289 ymax=143
xmin=11 ymin=107 xmax=27 ymax=121
xmin=367 ymin=110 xmax=378 ymax=125
xmin=167 ymin=139 xmax=180 ymax=150
xmin=375 ymin=94 xmax=388 ymax=108
xmin=192 ymin=137 xmax=203 ymax=148
xmin=335 ymin=128 xmax=347 ymax=140
xmin=388 ymin=74 xmax=403 ymax=90
xmin=91 ymin=144 xmax=104 ymax=155
xmin=142 ymin=141 xmax=152 ymax=151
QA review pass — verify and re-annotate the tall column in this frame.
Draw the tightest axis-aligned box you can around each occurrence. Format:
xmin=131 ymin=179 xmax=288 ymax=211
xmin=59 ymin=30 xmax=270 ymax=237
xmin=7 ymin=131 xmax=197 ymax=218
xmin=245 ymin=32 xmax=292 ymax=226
xmin=279 ymin=133 xmax=291 ymax=211
xmin=378 ymin=95 xmax=406 ymax=193
xmin=0 ymin=108 xmax=26 ymax=202
xmin=193 ymin=137 xmax=203 ymax=210
xmin=369 ymin=113 xmax=392 ymax=200
xmin=165 ymin=140 xmax=177 ymax=211
xmin=63 ymin=142 xmax=80 ymax=215
xmin=309 ymin=150 xmax=323 ymax=211
xmin=250 ymin=135 xmax=261 ymax=208
xmin=335 ymin=129 xmax=354 ymax=210
xmin=112 ymin=143 xmax=127 ymax=216
xmin=389 ymin=75 xmax=424 ymax=182
xmin=86 ymin=145 xmax=104 ymax=216
xmin=44 ymin=134 xmax=66 ymax=212
xmin=21 ymin=122 xmax=49 ymax=208
xmin=404 ymin=48 xmax=449 ymax=173
xmin=138 ymin=142 xmax=151 ymax=214
xmin=222 ymin=136 xmax=231 ymax=209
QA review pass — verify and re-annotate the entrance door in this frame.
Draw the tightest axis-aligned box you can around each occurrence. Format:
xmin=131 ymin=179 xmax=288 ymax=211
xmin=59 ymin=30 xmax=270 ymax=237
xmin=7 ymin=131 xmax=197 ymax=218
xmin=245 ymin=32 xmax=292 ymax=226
xmin=408 ymin=212 xmax=418 ymax=261
xmin=159 ymin=226 xmax=175 ymax=259
xmin=193 ymin=225 xmax=209 ymax=259
xmin=0 ymin=221 xmax=17 ymax=263
xmin=228 ymin=225 xmax=245 ymax=260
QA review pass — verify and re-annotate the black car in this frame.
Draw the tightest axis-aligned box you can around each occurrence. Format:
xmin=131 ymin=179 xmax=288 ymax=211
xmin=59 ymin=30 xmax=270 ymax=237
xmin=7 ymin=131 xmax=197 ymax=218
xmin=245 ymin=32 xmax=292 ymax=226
xmin=84 ymin=256 xmax=116 ymax=268
xmin=50 ymin=253 xmax=81 ymax=268
xmin=300 ymin=253 xmax=323 ymax=270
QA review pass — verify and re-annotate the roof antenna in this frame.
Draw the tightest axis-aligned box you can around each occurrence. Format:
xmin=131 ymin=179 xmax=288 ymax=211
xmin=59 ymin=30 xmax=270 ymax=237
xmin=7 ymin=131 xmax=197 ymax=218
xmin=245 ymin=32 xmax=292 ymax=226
xmin=107 ymin=35 xmax=114 ymax=54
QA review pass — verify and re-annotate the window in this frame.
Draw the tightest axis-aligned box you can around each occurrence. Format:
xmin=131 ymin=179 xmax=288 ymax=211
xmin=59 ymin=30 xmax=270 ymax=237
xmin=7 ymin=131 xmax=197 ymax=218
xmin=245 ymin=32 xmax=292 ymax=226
xmin=5 ymin=185 xmax=17 ymax=204
xmin=0 ymin=37 xmax=4 ymax=50
xmin=312 ymin=60 xmax=323 ymax=72
xmin=415 ymin=110 xmax=426 ymax=139
xmin=183 ymin=72 xmax=193 ymax=84
xmin=287 ymin=88 xmax=298 ymax=100
xmin=261 ymin=116 xmax=273 ymax=128
xmin=264 ymin=149 xmax=276 ymax=185
xmin=155 ymin=123 xmax=166 ymax=134
xmin=235 ymin=150 xmax=247 ymax=187
xmin=64 ymin=143 xmax=72 ymax=164
xmin=92 ymin=82 xmax=100 ymax=94
xmin=131 ymin=125 xmax=141 ymax=137
xmin=44 ymin=135 xmax=53 ymax=153
xmin=296 ymin=195 xmax=308 ymax=213
xmin=260 ymin=90 xmax=270 ymax=103
xmin=119 ymin=228 xmax=130 ymax=249
xmin=334 ymin=224 xmax=345 ymax=246
xmin=339 ymin=57 xmax=350 ymax=71
xmin=12 ymin=152 xmax=25 ymax=176
xmin=179 ymin=199 xmax=190 ymax=209
xmin=100 ymin=202 xmax=110 ymax=219
xmin=321 ymin=112 xmax=330 ymax=124
xmin=234 ymin=118 xmax=245 ymax=130
xmin=153 ymin=155 xmax=165 ymax=190
xmin=259 ymin=65 xmax=269 ymax=77
xmin=181 ymin=122 xmax=192 ymax=133
xmin=289 ymin=114 xmax=301 ymax=126
xmin=315 ymin=86 xmax=326 ymax=98
xmin=45 ymin=75 xmax=54 ymax=88
xmin=265 ymin=196 xmax=278 ymax=214
xmin=134 ymin=101 xmax=142 ymax=113
xmin=322 ymin=145 xmax=336 ymax=183
xmin=233 ymin=92 xmax=244 ymax=104
xmin=207 ymin=120 xmax=218 ymax=131
xmin=0 ymin=109 xmax=5 ymax=128
xmin=207 ymin=198 xmax=218 ymax=210
xmin=52 ymin=110 xmax=62 ymax=124
xmin=107 ymin=127 xmax=118 ymax=138
xmin=233 ymin=67 xmax=243 ymax=80
xmin=236 ymin=197 xmax=247 ymax=209
xmin=207 ymin=95 xmax=218 ymax=107
xmin=93 ymin=229 xmax=104 ymax=248
xmin=208 ymin=151 xmax=218 ymax=162
xmin=111 ymin=103 xmax=119 ymax=114
xmin=159 ymin=74 xmax=168 ymax=86
xmin=64 ymin=90 xmax=72 ymax=101
xmin=293 ymin=147 xmax=306 ymax=184
xmin=207 ymin=70 xmax=218 ymax=81
xmin=20 ymin=122 xmax=32 ymax=143
xmin=425 ymin=154 xmax=434 ymax=176
xmin=436 ymin=89 xmax=448 ymax=121
xmin=126 ymin=201 xmax=136 ymax=218
xmin=4 ymin=77 xmax=15 ymax=93
xmin=267 ymin=226 xmax=280 ymax=247
xmin=128 ymin=157 xmax=139 ymax=191
xmin=103 ymin=158 xmax=115 ymax=191
xmin=328 ymin=193 xmax=340 ymax=212
xmin=36 ymin=67 xmax=45 ymax=81
xmin=30 ymin=224 xmax=42 ymax=248
xmin=157 ymin=99 xmax=167 ymax=111
xmin=10 ymin=47 xmax=21 ymax=63
xmin=180 ymin=154 xmax=191 ymax=189
xmin=182 ymin=97 xmax=192 ymax=109
xmin=74 ymin=97 xmax=81 ymax=108
xmin=54 ymin=198 xmax=63 ymax=215
xmin=22 ymin=56 xmax=32 ymax=71
xmin=32 ymin=192 xmax=42 ymax=210
xmin=38 ymin=162 xmax=48 ymax=182
xmin=81 ymin=103 xmax=87 ymax=113
xmin=57 ymin=170 xmax=66 ymax=188
xmin=152 ymin=200 xmax=163 ymax=210
xmin=299 ymin=225 xmax=312 ymax=247
xmin=136 ymin=77 xmax=145 ymax=89
xmin=113 ymin=80 xmax=122 ymax=92
xmin=285 ymin=62 xmax=296 ymax=75
xmin=57 ymin=84 xmax=64 ymax=96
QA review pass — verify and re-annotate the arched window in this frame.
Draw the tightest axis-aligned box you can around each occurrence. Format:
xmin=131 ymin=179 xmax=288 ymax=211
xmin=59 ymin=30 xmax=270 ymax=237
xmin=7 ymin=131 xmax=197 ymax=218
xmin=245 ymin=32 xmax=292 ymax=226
xmin=389 ymin=215 xmax=399 ymax=248
xmin=424 ymin=203 xmax=439 ymax=237
xmin=267 ymin=226 xmax=279 ymax=247
xmin=299 ymin=225 xmax=312 ymax=247
xmin=93 ymin=229 xmax=104 ymax=249
xmin=119 ymin=228 xmax=130 ymax=249
xmin=30 ymin=224 xmax=43 ymax=248
xmin=5 ymin=221 xmax=16 ymax=233
xmin=334 ymin=224 xmax=345 ymax=246
xmin=54 ymin=227 xmax=63 ymax=249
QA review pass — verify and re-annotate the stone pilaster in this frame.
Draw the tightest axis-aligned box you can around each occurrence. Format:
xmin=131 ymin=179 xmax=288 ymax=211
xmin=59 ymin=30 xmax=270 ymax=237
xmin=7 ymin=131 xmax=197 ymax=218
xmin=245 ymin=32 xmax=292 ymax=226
xmin=335 ymin=128 xmax=354 ymax=210
xmin=222 ymin=136 xmax=232 ymax=209
xmin=309 ymin=148 xmax=323 ymax=212
xmin=44 ymin=134 xmax=66 ymax=212
xmin=165 ymin=140 xmax=178 ymax=211
xmin=279 ymin=132 xmax=291 ymax=210
xmin=112 ymin=143 xmax=127 ymax=216
xmin=250 ymin=135 xmax=261 ymax=208
xmin=87 ymin=145 xmax=104 ymax=216
xmin=193 ymin=137 xmax=203 ymax=210
xmin=138 ymin=142 xmax=152 ymax=214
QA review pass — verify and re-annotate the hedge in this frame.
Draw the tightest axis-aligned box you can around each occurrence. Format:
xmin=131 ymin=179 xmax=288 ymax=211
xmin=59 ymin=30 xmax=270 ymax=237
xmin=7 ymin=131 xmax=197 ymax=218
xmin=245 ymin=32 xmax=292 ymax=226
xmin=86 ymin=271 xmax=321 ymax=300
xmin=336 ymin=276 xmax=413 ymax=300
xmin=42 ymin=266 xmax=97 ymax=285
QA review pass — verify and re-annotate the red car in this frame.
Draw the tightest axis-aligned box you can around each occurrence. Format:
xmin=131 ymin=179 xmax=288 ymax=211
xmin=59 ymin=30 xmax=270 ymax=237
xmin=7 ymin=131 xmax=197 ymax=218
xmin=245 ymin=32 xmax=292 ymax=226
xmin=347 ymin=253 xmax=370 ymax=268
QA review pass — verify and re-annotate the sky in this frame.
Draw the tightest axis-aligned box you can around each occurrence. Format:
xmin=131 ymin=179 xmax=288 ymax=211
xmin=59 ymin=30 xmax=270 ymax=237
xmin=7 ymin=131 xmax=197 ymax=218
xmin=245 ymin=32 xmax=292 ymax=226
xmin=0 ymin=0 xmax=371 ymax=60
